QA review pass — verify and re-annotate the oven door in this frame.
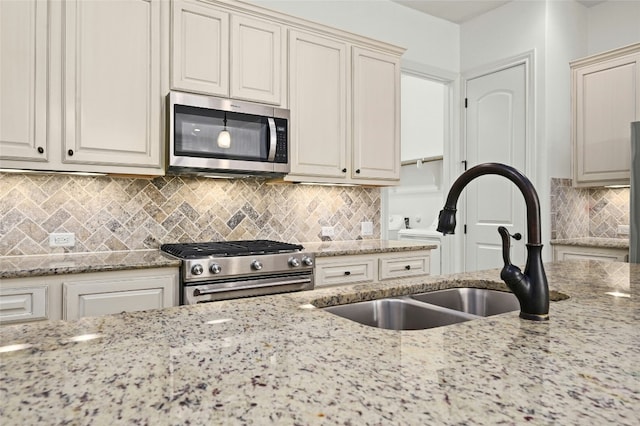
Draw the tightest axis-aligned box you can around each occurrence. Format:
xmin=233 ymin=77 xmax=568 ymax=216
xmin=183 ymin=272 xmax=313 ymax=304
xmin=168 ymin=92 xmax=289 ymax=176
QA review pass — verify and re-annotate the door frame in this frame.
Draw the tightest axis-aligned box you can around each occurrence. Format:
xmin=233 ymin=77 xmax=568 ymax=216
xmin=381 ymin=59 xmax=458 ymax=275
xmin=444 ymin=50 xmax=536 ymax=273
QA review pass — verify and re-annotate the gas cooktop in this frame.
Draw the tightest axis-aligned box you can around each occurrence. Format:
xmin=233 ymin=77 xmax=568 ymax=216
xmin=160 ymin=239 xmax=304 ymax=259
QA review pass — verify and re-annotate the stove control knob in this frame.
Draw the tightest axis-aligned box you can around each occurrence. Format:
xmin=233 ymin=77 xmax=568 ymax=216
xmin=209 ymin=263 xmax=222 ymax=274
xmin=191 ymin=264 xmax=204 ymax=275
xmin=302 ymin=256 xmax=314 ymax=267
xmin=288 ymin=257 xmax=300 ymax=267
xmin=251 ymin=260 xmax=263 ymax=271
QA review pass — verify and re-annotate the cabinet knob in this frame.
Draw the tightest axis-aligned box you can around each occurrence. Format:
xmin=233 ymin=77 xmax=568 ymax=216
xmin=67 ymin=149 xmax=74 ymax=156
xmin=405 ymin=265 xmax=411 ymax=270
xmin=355 ymin=169 xmax=361 ymax=174
xmin=37 ymin=146 xmax=44 ymax=154
xmin=342 ymin=168 xmax=347 ymax=173
xmin=344 ymin=271 xmax=351 ymax=276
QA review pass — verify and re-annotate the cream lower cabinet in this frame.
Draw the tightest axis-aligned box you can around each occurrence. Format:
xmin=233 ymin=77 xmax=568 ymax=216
xmin=315 ymin=251 xmax=430 ymax=288
xmin=0 ymin=267 xmax=178 ymax=325
xmin=553 ymin=245 xmax=628 ymax=262
xmin=0 ymin=285 xmax=49 ymax=325
xmin=0 ymin=0 xmax=167 ymax=175
xmin=571 ymin=43 xmax=640 ymax=187
xmin=287 ymin=30 xmax=403 ymax=185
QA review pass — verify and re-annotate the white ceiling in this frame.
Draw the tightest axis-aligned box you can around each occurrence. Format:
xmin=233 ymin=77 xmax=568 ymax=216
xmin=390 ymin=1 xmax=608 ymax=24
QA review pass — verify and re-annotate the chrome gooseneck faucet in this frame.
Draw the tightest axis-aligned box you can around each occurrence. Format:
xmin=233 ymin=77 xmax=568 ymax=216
xmin=437 ymin=163 xmax=550 ymax=321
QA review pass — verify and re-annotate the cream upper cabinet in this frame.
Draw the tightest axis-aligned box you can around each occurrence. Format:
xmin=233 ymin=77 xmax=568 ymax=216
xmin=230 ymin=14 xmax=283 ymax=105
xmin=63 ymin=0 xmax=163 ymax=169
xmin=0 ymin=0 xmax=49 ymax=162
xmin=571 ymin=43 xmax=640 ymax=187
xmin=171 ymin=0 xmax=284 ymax=106
xmin=1 ymin=0 xmax=166 ymax=175
xmin=287 ymin=32 xmax=403 ymax=185
xmin=171 ymin=0 xmax=229 ymax=96
xmin=288 ymin=30 xmax=348 ymax=178
xmin=352 ymin=47 xmax=400 ymax=181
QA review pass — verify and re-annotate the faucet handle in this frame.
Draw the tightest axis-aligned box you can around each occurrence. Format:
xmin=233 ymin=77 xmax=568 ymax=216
xmin=497 ymin=226 xmax=515 ymax=266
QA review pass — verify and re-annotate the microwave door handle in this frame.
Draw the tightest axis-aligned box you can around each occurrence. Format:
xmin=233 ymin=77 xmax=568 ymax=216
xmin=267 ymin=117 xmax=277 ymax=161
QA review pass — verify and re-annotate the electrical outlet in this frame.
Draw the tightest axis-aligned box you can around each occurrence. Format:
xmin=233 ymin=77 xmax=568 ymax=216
xmin=49 ymin=232 xmax=75 ymax=247
xmin=617 ymin=225 xmax=630 ymax=235
xmin=321 ymin=226 xmax=335 ymax=237
xmin=361 ymin=221 xmax=373 ymax=236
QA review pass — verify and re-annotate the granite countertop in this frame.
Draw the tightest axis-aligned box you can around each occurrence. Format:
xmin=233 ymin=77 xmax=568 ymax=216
xmin=1 ymin=260 xmax=638 ymax=424
xmin=0 ymin=240 xmax=434 ymax=279
xmin=550 ymin=237 xmax=629 ymax=249
xmin=0 ymin=250 xmax=181 ymax=279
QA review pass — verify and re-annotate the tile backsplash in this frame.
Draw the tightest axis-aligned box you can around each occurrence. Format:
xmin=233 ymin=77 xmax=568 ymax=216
xmin=550 ymin=178 xmax=630 ymax=239
xmin=0 ymin=173 xmax=380 ymax=256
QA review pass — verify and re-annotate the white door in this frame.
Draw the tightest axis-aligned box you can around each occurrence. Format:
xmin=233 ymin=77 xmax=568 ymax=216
xmin=464 ymin=64 xmax=527 ymax=271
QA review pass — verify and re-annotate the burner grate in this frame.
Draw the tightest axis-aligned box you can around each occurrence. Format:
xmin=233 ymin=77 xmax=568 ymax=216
xmin=161 ymin=239 xmax=303 ymax=259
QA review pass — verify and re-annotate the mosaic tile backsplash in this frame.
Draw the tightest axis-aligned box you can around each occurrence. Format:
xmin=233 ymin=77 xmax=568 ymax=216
xmin=0 ymin=173 xmax=380 ymax=256
xmin=550 ymin=178 xmax=630 ymax=239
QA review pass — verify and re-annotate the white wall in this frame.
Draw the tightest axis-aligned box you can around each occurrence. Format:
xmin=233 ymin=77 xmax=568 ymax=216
xmin=587 ymin=0 xmax=640 ymax=55
xmin=246 ymin=0 xmax=460 ymax=71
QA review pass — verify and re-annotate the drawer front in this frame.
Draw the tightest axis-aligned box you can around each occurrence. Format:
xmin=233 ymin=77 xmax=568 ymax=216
xmin=379 ymin=255 xmax=430 ymax=280
xmin=315 ymin=259 xmax=376 ymax=287
xmin=63 ymin=274 xmax=176 ymax=320
xmin=0 ymin=286 xmax=48 ymax=324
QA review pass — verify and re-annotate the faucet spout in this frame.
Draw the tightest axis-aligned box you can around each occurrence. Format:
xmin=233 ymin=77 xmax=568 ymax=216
xmin=437 ymin=163 xmax=550 ymax=321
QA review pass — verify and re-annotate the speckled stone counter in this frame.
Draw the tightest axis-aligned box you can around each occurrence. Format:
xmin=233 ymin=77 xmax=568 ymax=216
xmin=0 ymin=250 xmax=180 ymax=279
xmin=1 ymin=260 xmax=638 ymax=425
xmin=550 ymin=237 xmax=629 ymax=249
xmin=302 ymin=239 xmax=436 ymax=257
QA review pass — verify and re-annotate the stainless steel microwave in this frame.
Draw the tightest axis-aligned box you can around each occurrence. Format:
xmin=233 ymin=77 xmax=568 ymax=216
xmin=167 ymin=92 xmax=290 ymax=178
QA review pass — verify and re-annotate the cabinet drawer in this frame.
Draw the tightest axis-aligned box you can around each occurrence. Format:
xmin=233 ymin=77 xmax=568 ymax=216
xmin=0 ymin=286 xmax=48 ymax=324
xmin=63 ymin=274 xmax=176 ymax=320
xmin=315 ymin=259 xmax=376 ymax=287
xmin=379 ymin=255 xmax=430 ymax=280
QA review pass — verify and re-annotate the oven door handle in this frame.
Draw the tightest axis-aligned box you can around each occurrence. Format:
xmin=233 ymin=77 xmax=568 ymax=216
xmin=267 ymin=117 xmax=277 ymax=162
xmin=193 ymin=277 xmax=312 ymax=296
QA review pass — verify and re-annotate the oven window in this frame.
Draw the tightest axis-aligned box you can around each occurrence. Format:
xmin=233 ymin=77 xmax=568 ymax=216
xmin=174 ymin=105 xmax=269 ymax=161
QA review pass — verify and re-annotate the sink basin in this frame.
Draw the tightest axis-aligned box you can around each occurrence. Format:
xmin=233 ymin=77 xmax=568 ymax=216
xmin=410 ymin=288 xmax=520 ymax=317
xmin=323 ymin=297 xmax=477 ymax=330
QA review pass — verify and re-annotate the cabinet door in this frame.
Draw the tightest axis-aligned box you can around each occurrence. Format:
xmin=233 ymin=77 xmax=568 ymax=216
xmin=352 ymin=47 xmax=400 ymax=181
xmin=573 ymin=51 xmax=640 ymax=186
xmin=0 ymin=286 xmax=48 ymax=324
xmin=63 ymin=0 xmax=162 ymax=168
xmin=0 ymin=0 xmax=48 ymax=162
xmin=63 ymin=272 xmax=177 ymax=320
xmin=171 ymin=0 xmax=229 ymax=96
xmin=289 ymin=30 xmax=348 ymax=178
xmin=230 ymin=14 xmax=282 ymax=105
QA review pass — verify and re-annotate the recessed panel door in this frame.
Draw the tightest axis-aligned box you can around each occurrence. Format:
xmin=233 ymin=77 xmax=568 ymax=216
xmin=465 ymin=64 xmax=527 ymax=272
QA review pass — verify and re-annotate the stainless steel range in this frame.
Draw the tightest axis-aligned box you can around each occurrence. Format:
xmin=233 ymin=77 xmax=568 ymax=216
xmin=161 ymin=240 xmax=315 ymax=304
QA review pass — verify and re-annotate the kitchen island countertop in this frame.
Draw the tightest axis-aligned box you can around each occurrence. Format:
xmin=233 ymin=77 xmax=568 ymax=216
xmin=1 ymin=260 xmax=638 ymax=425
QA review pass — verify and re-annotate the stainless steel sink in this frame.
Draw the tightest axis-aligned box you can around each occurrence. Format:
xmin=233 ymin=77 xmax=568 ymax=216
xmin=323 ymin=297 xmax=478 ymax=330
xmin=410 ymin=288 xmax=520 ymax=317
xmin=321 ymin=287 xmax=521 ymax=330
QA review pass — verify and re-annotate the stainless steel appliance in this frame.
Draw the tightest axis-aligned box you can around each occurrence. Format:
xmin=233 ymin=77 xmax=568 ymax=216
xmin=167 ymin=92 xmax=290 ymax=178
xmin=631 ymin=121 xmax=639 ymax=263
xmin=161 ymin=240 xmax=314 ymax=304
